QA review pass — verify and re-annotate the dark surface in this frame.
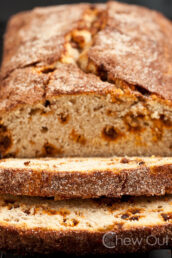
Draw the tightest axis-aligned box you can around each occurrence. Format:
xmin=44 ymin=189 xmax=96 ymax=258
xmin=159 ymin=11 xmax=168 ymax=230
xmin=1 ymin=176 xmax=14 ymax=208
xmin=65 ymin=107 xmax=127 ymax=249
xmin=0 ymin=250 xmax=171 ymax=258
xmin=0 ymin=251 xmax=163 ymax=258
xmin=0 ymin=0 xmax=172 ymax=257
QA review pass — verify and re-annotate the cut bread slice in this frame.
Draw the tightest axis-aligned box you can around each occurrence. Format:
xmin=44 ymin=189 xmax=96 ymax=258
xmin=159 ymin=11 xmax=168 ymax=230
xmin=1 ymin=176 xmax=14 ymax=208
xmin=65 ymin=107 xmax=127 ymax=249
xmin=0 ymin=2 xmax=172 ymax=158
xmin=0 ymin=157 xmax=172 ymax=199
xmin=0 ymin=194 xmax=172 ymax=254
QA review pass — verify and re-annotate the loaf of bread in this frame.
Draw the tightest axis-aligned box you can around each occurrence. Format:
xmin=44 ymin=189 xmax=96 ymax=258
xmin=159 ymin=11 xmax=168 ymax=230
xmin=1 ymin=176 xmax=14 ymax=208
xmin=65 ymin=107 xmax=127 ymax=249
xmin=0 ymin=1 xmax=172 ymax=158
xmin=0 ymin=194 xmax=172 ymax=254
xmin=0 ymin=156 xmax=172 ymax=199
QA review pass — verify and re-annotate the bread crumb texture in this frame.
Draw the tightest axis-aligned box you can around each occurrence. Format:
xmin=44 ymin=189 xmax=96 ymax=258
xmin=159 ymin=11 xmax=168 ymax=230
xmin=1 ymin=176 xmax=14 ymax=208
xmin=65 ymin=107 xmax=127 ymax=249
xmin=0 ymin=194 xmax=172 ymax=231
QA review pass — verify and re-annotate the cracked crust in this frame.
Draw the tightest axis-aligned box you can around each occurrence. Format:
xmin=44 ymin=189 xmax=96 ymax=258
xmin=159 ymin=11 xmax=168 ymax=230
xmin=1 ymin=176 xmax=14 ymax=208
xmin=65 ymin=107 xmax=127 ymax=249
xmin=0 ymin=194 xmax=172 ymax=254
xmin=0 ymin=63 xmax=119 ymax=113
xmin=0 ymin=3 xmax=91 ymax=78
xmin=0 ymin=67 xmax=49 ymax=111
xmin=46 ymin=63 xmax=115 ymax=97
xmin=1 ymin=1 xmax=172 ymax=102
xmin=0 ymin=157 xmax=172 ymax=198
xmin=86 ymin=1 xmax=172 ymax=101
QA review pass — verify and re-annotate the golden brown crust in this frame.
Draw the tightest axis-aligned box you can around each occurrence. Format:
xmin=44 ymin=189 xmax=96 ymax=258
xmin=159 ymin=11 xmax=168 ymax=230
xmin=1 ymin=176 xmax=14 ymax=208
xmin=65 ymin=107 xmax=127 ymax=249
xmin=0 ymin=158 xmax=172 ymax=199
xmin=0 ymin=63 xmax=117 ymax=113
xmin=0 ymin=67 xmax=49 ymax=111
xmin=88 ymin=1 xmax=172 ymax=100
xmin=1 ymin=62 xmax=171 ymax=114
xmin=0 ymin=1 xmax=171 ymax=111
xmin=0 ymin=4 xmax=91 ymax=78
xmin=0 ymin=224 xmax=172 ymax=254
xmin=46 ymin=63 xmax=114 ymax=97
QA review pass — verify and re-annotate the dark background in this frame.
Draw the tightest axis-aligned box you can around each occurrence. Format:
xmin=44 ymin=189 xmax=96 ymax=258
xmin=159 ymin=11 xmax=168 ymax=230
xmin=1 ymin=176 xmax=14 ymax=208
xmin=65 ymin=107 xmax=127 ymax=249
xmin=0 ymin=0 xmax=172 ymax=21
xmin=0 ymin=0 xmax=172 ymax=258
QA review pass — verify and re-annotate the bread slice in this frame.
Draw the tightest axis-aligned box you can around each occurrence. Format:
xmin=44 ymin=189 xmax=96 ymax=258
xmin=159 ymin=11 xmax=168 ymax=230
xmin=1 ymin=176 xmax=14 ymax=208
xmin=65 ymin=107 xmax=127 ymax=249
xmin=0 ymin=2 xmax=172 ymax=158
xmin=0 ymin=194 xmax=172 ymax=254
xmin=0 ymin=156 xmax=172 ymax=199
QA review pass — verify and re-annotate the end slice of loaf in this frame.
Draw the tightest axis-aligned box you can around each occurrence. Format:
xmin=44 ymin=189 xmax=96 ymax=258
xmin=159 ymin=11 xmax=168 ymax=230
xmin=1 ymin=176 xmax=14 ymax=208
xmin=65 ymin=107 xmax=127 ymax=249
xmin=0 ymin=156 xmax=172 ymax=198
xmin=0 ymin=194 xmax=172 ymax=254
xmin=0 ymin=2 xmax=172 ymax=158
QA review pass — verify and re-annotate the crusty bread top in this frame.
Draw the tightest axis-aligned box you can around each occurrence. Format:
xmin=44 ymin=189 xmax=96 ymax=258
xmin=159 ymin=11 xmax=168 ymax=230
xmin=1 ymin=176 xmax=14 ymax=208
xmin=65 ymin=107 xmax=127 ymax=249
xmin=0 ymin=1 xmax=172 ymax=114
xmin=46 ymin=63 xmax=114 ymax=97
xmin=0 ymin=3 xmax=90 ymax=77
xmin=0 ymin=67 xmax=48 ymax=111
xmin=0 ymin=63 xmax=119 ymax=112
xmin=87 ymin=1 xmax=172 ymax=101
